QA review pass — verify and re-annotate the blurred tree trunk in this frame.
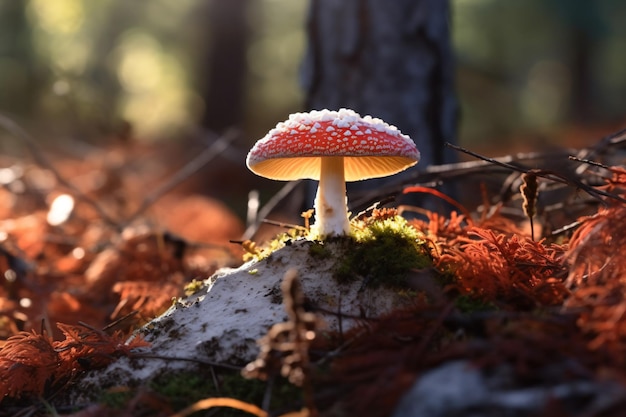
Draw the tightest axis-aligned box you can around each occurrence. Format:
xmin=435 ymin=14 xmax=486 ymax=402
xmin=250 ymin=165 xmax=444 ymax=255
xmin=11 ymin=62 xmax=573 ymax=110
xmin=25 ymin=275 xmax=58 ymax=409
xmin=0 ymin=2 xmax=37 ymax=115
xmin=550 ymin=0 xmax=604 ymax=123
xmin=200 ymin=0 xmax=250 ymax=133
xmin=301 ymin=0 xmax=458 ymax=210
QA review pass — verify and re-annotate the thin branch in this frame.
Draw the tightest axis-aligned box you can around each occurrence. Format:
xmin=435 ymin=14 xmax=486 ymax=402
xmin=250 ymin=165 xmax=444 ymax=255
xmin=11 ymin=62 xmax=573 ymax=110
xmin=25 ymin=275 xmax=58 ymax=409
xmin=259 ymin=219 xmax=307 ymax=231
xmin=123 ymin=129 xmax=239 ymax=225
xmin=0 ymin=112 xmax=120 ymax=228
xmin=445 ymin=142 xmax=626 ymax=205
xmin=568 ymin=155 xmax=610 ymax=170
xmin=572 ymin=125 xmax=626 ymax=166
xmin=242 ymin=180 xmax=302 ymax=240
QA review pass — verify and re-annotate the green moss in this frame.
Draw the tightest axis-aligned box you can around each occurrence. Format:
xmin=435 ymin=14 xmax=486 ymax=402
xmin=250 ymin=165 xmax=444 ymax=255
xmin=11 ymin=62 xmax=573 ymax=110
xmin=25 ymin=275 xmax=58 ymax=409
xmin=183 ymin=279 xmax=206 ymax=296
xmin=150 ymin=371 xmax=217 ymax=410
xmin=333 ymin=216 xmax=432 ymax=289
xmin=243 ymin=213 xmax=432 ymax=290
xmin=308 ymin=241 xmax=332 ymax=259
xmin=98 ymin=388 xmax=135 ymax=409
xmin=243 ymin=228 xmax=307 ymax=262
xmin=454 ymin=294 xmax=497 ymax=313
xmin=149 ymin=370 xmax=301 ymax=416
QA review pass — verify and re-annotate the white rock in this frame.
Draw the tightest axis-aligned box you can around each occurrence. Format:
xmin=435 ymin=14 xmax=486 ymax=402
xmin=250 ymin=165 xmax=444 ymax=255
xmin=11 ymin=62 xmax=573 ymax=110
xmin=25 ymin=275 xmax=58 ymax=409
xmin=73 ymin=239 xmax=415 ymax=397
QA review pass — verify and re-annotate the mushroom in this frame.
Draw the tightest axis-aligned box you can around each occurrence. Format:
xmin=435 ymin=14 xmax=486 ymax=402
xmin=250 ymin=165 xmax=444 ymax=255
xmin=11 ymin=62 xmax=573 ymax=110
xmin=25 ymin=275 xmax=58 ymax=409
xmin=246 ymin=108 xmax=420 ymax=238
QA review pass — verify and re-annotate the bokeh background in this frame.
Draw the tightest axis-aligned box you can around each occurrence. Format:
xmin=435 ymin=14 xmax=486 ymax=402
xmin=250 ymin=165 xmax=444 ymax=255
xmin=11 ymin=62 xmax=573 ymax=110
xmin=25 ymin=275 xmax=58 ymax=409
xmin=1 ymin=0 xmax=625 ymax=154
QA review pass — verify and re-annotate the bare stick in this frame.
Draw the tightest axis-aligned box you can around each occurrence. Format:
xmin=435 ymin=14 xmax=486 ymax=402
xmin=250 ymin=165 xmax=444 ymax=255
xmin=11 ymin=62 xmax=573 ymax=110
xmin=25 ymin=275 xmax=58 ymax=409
xmin=445 ymin=142 xmax=626 ymax=205
xmin=0 ymin=112 xmax=120 ymax=228
xmin=123 ymin=129 xmax=239 ymax=225
xmin=568 ymin=155 xmax=610 ymax=170
xmin=242 ymin=180 xmax=302 ymax=240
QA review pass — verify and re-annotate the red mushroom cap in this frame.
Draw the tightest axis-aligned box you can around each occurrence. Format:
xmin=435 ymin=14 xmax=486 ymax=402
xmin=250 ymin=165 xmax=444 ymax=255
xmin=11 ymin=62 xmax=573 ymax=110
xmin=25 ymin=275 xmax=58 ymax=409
xmin=246 ymin=108 xmax=420 ymax=181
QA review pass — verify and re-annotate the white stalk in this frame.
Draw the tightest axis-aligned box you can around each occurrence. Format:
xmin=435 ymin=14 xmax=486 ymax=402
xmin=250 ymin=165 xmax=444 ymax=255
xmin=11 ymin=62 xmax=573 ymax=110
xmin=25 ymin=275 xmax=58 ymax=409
xmin=313 ymin=156 xmax=350 ymax=237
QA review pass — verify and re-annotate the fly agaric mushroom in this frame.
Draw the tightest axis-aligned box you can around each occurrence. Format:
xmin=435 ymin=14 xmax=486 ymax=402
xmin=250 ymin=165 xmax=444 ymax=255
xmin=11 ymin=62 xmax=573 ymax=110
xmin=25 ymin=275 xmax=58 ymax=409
xmin=246 ymin=108 xmax=420 ymax=237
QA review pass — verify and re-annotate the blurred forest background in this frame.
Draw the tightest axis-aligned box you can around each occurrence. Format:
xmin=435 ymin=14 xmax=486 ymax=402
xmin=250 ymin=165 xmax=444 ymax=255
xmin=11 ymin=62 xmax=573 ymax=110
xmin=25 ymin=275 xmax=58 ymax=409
xmin=1 ymin=0 xmax=626 ymax=158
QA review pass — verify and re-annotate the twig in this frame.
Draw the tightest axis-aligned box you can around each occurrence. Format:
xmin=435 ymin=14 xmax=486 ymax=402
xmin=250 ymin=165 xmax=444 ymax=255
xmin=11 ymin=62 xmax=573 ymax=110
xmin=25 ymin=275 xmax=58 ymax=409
xmin=242 ymin=180 xmax=302 ymax=240
xmin=348 ymin=149 xmax=576 ymax=211
xmin=101 ymin=310 xmax=140 ymax=331
xmin=551 ymin=221 xmax=582 ymax=236
xmin=259 ymin=219 xmax=307 ymax=231
xmin=123 ymin=129 xmax=239 ymax=225
xmin=568 ymin=155 xmax=610 ymax=170
xmin=445 ymin=142 xmax=626 ymax=205
xmin=0 ymin=112 xmax=120 ymax=228
xmin=572 ymin=125 xmax=626 ymax=167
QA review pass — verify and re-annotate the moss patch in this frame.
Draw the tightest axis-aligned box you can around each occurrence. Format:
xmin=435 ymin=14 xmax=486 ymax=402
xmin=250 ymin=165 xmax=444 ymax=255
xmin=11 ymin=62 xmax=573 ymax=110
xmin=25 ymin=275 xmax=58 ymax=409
xmin=243 ymin=228 xmax=307 ymax=262
xmin=308 ymin=241 xmax=332 ymax=259
xmin=148 ymin=370 xmax=301 ymax=416
xmin=98 ymin=387 xmax=135 ymax=409
xmin=333 ymin=216 xmax=432 ymax=289
xmin=454 ymin=294 xmax=497 ymax=313
xmin=183 ymin=278 xmax=206 ymax=296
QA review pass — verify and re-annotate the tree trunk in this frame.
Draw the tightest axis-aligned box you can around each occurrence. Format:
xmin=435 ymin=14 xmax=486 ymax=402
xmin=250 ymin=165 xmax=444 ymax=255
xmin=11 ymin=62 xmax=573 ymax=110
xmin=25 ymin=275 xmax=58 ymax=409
xmin=200 ymin=0 xmax=250 ymax=133
xmin=301 ymin=0 xmax=458 ymax=210
xmin=0 ymin=2 xmax=37 ymax=115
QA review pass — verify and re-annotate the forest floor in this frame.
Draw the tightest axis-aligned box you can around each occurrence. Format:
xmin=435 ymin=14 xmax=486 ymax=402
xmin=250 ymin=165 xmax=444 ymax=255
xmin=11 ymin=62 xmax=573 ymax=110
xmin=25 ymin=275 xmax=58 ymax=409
xmin=2 ymin=124 xmax=626 ymax=416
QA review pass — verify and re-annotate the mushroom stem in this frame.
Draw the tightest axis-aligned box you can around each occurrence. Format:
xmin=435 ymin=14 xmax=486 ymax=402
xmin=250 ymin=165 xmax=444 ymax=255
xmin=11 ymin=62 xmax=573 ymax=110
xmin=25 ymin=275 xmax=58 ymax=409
xmin=313 ymin=156 xmax=350 ymax=237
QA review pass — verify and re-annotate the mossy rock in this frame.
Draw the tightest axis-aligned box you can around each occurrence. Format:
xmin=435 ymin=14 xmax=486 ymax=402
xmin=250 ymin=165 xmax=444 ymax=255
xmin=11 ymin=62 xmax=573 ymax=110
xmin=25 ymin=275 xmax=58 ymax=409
xmin=333 ymin=215 xmax=432 ymax=289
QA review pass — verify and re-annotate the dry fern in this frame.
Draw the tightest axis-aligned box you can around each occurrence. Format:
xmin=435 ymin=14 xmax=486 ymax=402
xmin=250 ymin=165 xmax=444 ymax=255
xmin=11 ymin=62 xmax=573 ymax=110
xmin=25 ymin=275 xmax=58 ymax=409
xmin=438 ymin=227 xmax=568 ymax=308
xmin=0 ymin=322 xmax=149 ymax=402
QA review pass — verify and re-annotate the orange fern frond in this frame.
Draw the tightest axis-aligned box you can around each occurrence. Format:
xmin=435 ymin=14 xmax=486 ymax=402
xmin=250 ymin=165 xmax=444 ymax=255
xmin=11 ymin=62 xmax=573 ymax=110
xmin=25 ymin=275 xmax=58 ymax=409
xmin=566 ymin=203 xmax=626 ymax=288
xmin=56 ymin=322 xmax=149 ymax=369
xmin=0 ymin=322 xmax=149 ymax=402
xmin=111 ymin=280 xmax=182 ymax=320
xmin=438 ymin=227 xmax=568 ymax=308
xmin=0 ymin=330 xmax=59 ymax=399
